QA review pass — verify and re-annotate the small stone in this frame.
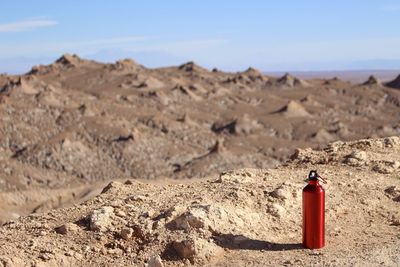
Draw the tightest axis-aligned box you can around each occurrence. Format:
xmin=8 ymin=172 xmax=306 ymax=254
xmin=91 ymin=247 xmax=100 ymax=252
xmin=39 ymin=230 xmax=47 ymax=236
xmin=217 ymin=170 xmax=254 ymax=184
xmin=4 ymin=167 xmax=12 ymax=175
xmin=268 ymin=203 xmax=286 ymax=218
xmin=270 ymin=185 xmax=291 ymax=200
xmin=172 ymin=237 xmax=224 ymax=262
xmin=101 ymin=181 xmax=124 ymax=193
xmin=283 ymin=260 xmax=293 ymax=265
xmin=171 ymin=209 xmax=206 ymax=231
xmin=145 ymin=255 xmax=164 ymax=267
xmin=391 ymin=216 xmax=400 ymax=226
xmin=384 ymin=186 xmax=399 ymax=196
xmin=144 ymin=209 xmax=155 ymax=218
xmin=89 ymin=206 xmax=114 ymax=232
xmin=38 ymin=253 xmax=51 ymax=261
xmin=124 ymin=179 xmax=135 ymax=185
xmin=74 ymin=252 xmax=83 ymax=260
xmin=345 ymin=151 xmax=368 ymax=166
xmin=120 ymin=228 xmax=134 ymax=240
xmin=55 ymin=223 xmax=79 ymax=235
xmin=64 ymin=251 xmax=73 ymax=257
xmin=115 ymin=210 xmax=126 ymax=217
xmin=132 ymin=195 xmax=146 ymax=201
xmin=107 ymin=248 xmax=123 ymax=255
xmin=350 ymin=151 xmax=367 ymax=161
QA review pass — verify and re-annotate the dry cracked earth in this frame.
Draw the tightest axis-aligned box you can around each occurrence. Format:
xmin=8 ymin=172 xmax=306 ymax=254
xmin=0 ymin=55 xmax=400 ymax=266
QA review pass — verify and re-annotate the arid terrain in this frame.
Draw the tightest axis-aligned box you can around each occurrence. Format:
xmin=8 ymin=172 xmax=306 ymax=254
xmin=0 ymin=55 xmax=399 ymax=266
xmin=0 ymin=54 xmax=400 ymax=224
xmin=0 ymin=136 xmax=399 ymax=266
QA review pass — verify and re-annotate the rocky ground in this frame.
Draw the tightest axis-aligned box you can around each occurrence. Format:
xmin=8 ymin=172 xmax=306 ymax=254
xmin=0 ymin=55 xmax=400 ymax=223
xmin=0 ymin=136 xmax=399 ymax=266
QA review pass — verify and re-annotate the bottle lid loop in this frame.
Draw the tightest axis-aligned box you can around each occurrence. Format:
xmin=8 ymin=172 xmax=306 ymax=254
xmin=306 ymin=170 xmax=327 ymax=183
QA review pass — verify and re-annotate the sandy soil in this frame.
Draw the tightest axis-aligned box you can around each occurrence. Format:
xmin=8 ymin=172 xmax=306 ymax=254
xmin=0 ymin=136 xmax=399 ymax=266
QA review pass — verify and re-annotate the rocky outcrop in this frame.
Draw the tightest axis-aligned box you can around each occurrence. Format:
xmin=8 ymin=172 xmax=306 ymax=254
xmin=276 ymin=73 xmax=309 ymax=88
xmin=272 ymin=100 xmax=311 ymax=117
xmin=363 ymin=75 xmax=382 ymax=86
xmin=178 ymin=61 xmax=208 ymax=73
xmin=385 ymin=74 xmax=400 ymax=89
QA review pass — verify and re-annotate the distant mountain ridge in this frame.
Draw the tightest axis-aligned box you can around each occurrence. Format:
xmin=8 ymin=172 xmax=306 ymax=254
xmin=266 ymin=70 xmax=400 ymax=83
xmin=1 ymin=52 xmax=400 ymax=77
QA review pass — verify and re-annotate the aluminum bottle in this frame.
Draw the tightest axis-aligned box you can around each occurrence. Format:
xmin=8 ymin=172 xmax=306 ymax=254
xmin=302 ymin=170 xmax=325 ymax=249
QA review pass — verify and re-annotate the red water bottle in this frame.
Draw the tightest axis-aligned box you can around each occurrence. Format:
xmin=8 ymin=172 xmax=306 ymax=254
xmin=302 ymin=170 xmax=326 ymax=249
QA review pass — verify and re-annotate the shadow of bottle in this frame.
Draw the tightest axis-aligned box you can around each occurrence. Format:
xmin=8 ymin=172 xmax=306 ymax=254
xmin=213 ymin=233 xmax=302 ymax=251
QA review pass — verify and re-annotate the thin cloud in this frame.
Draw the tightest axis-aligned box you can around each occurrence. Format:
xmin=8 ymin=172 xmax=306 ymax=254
xmin=0 ymin=18 xmax=57 ymax=32
xmin=0 ymin=36 xmax=225 ymax=58
xmin=0 ymin=35 xmax=151 ymax=57
xmin=381 ymin=4 xmax=400 ymax=11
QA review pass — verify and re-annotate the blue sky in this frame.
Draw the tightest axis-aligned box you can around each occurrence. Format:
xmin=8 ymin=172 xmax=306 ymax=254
xmin=1 ymin=0 xmax=400 ymax=73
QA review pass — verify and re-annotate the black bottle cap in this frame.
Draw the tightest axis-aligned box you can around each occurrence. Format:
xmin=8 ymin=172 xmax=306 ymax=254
xmin=308 ymin=170 xmax=319 ymax=180
xmin=306 ymin=170 xmax=327 ymax=183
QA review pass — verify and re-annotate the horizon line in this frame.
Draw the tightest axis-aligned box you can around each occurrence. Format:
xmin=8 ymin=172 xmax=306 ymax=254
xmin=1 ymin=53 xmax=400 ymax=76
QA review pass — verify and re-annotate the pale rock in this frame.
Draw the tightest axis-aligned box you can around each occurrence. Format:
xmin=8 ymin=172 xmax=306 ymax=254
xmin=89 ymin=206 xmax=114 ymax=232
xmin=170 ymin=204 xmax=262 ymax=235
xmin=39 ymin=230 xmax=47 ymax=236
xmin=217 ymin=170 xmax=254 ymax=184
xmin=74 ymin=252 xmax=83 ymax=260
xmin=345 ymin=151 xmax=368 ymax=166
xmin=145 ymin=255 xmax=164 ymax=267
xmin=107 ymin=248 xmax=123 ymax=255
xmin=173 ymin=237 xmax=223 ymax=262
xmin=350 ymin=151 xmax=367 ymax=161
xmin=115 ymin=210 xmax=126 ymax=218
xmin=171 ymin=209 xmax=206 ymax=231
xmin=144 ymin=209 xmax=155 ymax=218
xmin=270 ymin=185 xmax=291 ymax=200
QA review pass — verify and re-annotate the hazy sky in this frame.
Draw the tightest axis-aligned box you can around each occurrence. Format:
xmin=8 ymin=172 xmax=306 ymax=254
xmin=1 ymin=0 xmax=400 ymax=73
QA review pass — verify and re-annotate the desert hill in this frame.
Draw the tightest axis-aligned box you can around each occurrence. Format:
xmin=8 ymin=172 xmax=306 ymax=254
xmin=0 ymin=136 xmax=398 ymax=266
xmin=385 ymin=74 xmax=400 ymax=89
xmin=0 ymin=55 xmax=400 ymax=224
xmin=362 ymin=75 xmax=382 ymax=86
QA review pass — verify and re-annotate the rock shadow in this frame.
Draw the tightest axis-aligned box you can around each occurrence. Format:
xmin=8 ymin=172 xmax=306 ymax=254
xmin=213 ymin=234 xmax=302 ymax=251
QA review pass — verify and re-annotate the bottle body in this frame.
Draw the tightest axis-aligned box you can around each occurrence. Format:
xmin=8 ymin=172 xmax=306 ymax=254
xmin=302 ymin=180 xmax=325 ymax=249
